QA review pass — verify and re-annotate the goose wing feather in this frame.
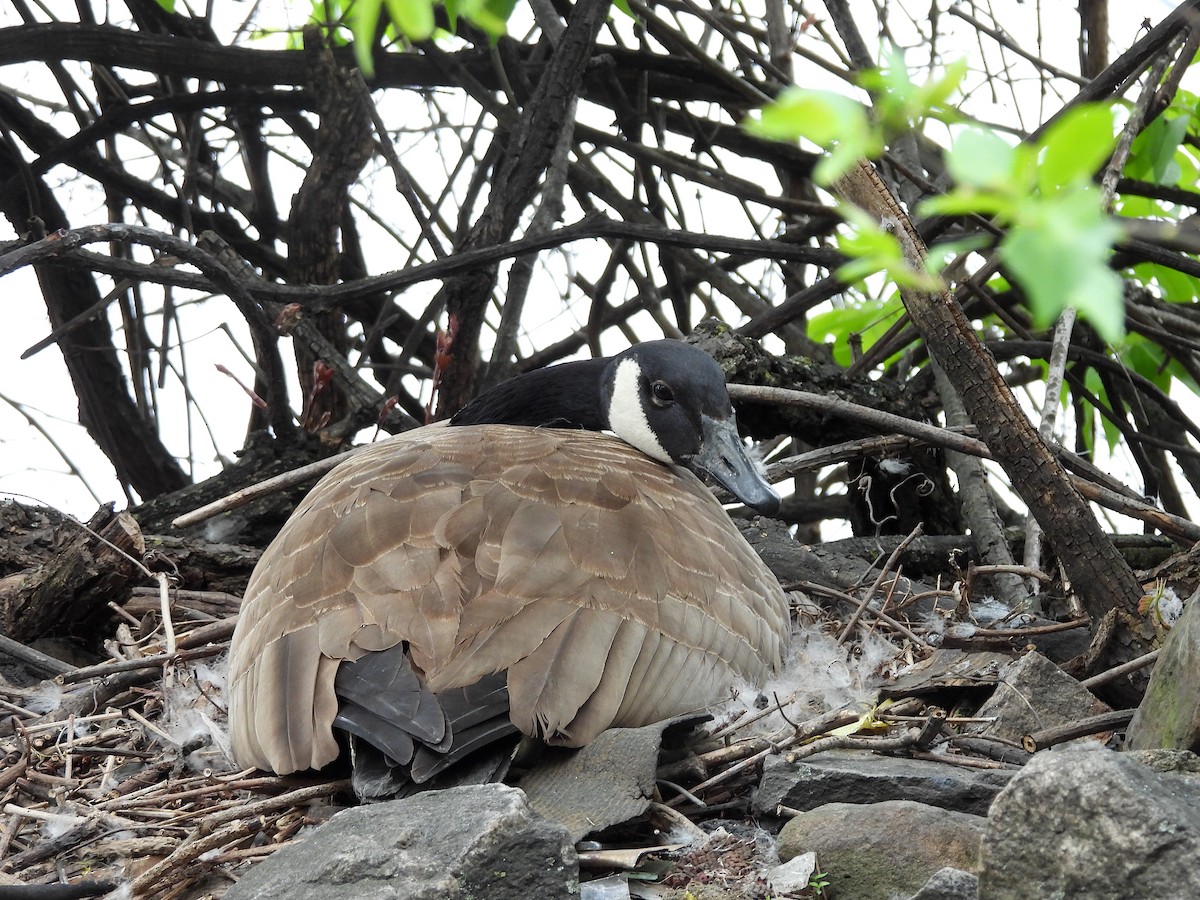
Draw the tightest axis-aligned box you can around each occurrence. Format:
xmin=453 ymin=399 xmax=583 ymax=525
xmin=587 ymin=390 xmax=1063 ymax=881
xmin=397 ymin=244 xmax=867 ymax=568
xmin=228 ymin=425 xmax=789 ymax=775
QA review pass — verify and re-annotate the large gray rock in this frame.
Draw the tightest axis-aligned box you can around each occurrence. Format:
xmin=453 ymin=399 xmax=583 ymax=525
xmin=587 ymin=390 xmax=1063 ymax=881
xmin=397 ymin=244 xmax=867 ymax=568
xmin=906 ymin=867 xmax=978 ymax=900
xmin=968 ymin=650 xmax=1110 ymax=744
xmin=754 ymin=750 xmax=1011 ymax=817
xmin=777 ymin=800 xmax=983 ymax=900
xmin=1128 ymin=592 xmax=1200 ymax=752
xmin=225 ymin=784 xmax=578 ymax=900
xmin=980 ymin=747 xmax=1200 ymax=899
xmin=520 ymin=716 xmax=707 ymax=840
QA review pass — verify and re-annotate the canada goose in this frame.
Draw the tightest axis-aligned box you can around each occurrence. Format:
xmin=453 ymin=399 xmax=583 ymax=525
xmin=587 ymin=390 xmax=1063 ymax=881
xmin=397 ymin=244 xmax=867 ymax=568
xmin=227 ymin=340 xmax=790 ymax=788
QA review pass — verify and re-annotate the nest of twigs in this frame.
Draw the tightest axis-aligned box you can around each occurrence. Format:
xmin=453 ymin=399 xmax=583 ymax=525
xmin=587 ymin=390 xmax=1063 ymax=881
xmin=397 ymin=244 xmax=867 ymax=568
xmin=2 ymin=517 xmax=1144 ymax=900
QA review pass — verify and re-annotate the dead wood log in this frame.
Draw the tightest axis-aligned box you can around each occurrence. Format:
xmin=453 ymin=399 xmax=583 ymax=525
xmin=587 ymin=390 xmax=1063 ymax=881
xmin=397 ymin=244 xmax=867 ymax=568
xmin=0 ymin=504 xmax=144 ymax=644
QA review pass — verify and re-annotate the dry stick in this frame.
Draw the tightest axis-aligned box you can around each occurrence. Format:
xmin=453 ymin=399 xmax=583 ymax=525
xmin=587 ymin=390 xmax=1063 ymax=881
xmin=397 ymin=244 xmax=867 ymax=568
xmin=176 ymin=385 xmax=988 ymax=529
xmin=909 ymin=750 xmax=1013 ymax=771
xmin=1022 ymin=709 xmax=1136 ymax=753
xmin=784 ymin=726 xmax=924 ymax=765
xmin=838 ymin=523 xmax=923 ymax=644
xmin=120 ymin=820 xmax=255 ymax=898
xmin=947 ymin=6 xmax=1089 ymax=85
xmin=961 ymin=617 xmax=1090 ymax=640
xmin=48 ymin=619 xmax=238 ymax=721
xmin=157 ymin=571 xmax=177 ymax=692
xmin=55 ymin=647 xmax=224 ymax=685
xmin=202 ymin=779 xmax=349 ymax=827
xmin=707 ymin=692 xmax=799 ymax=742
xmin=8 ymin=216 xmax=837 ymax=411
xmin=1080 ymin=649 xmax=1161 ymax=690
xmin=659 ymin=705 xmax=863 ymax=789
xmin=1023 ymin=308 xmax=1074 ymax=602
xmin=170 ymin=453 xmax=353 ymax=527
xmin=102 ymin=776 xmax=290 ymax=812
xmin=113 ymin=780 xmax=348 ymax=897
xmin=170 ymin=375 xmax=1200 ymax=541
xmin=799 ymin=581 xmax=935 ymax=651
xmin=0 ymin=632 xmax=75 ymax=678
xmin=729 ymin=383 xmax=1200 ymax=544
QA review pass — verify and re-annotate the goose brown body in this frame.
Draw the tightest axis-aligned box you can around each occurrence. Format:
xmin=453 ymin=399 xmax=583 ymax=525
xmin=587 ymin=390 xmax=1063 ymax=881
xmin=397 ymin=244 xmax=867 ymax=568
xmin=228 ymin=423 xmax=790 ymax=776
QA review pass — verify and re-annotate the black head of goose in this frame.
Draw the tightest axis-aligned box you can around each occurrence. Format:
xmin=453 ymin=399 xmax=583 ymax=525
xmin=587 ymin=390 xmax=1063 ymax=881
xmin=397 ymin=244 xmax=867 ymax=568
xmin=227 ymin=340 xmax=791 ymax=789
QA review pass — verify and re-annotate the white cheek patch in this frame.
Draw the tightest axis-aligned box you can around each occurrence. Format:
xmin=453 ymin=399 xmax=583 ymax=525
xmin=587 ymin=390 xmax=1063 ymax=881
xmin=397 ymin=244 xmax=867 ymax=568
xmin=607 ymin=358 xmax=672 ymax=463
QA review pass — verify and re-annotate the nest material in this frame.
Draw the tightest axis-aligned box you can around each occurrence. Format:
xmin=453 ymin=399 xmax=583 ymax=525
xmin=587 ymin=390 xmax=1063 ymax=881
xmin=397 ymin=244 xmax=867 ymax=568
xmin=0 ymin=543 xmax=1127 ymax=899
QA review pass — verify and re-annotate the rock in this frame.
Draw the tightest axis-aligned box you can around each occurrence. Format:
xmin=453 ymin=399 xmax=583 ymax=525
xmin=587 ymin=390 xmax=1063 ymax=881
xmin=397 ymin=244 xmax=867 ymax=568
xmin=753 ymin=749 xmax=1011 ymax=817
xmin=881 ymin=648 xmax=1008 ymax=697
xmin=1129 ymin=747 xmax=1200 ymax=774
xmin=776 ymin=800 xmax=983 ymax=900
xmin=906 ymin=867 xmax=979 ymax=900
xmin=224 ymin=784 xmax=578 ymax=900
xmin=765 ymin=851 xmax=819 ymax=895
xmin=968 ymin=649 xmax=1110 ymax=743
xmin=519 ymin=716 xmax=707 ymax=840
xmin=980 ymin=746 xmax=1200 ymax=899
xmin=1127 ymin=593 xmax=1200 ymax=752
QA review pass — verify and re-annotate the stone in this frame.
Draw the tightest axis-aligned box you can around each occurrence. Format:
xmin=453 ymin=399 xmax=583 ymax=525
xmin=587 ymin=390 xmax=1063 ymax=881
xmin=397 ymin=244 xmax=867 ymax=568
xmin=753 ymin=749 xmax=1011 ymax=817
xmin=1127 ymin=593 xmax=1200 ymax=752
xmin=224 ymin=784 xmax=578 ymax=900
xmin=1129 ymin=747 xmax=1200 ymax=775
xmin=906 ymin=867 xmax=979 ymax=900
xmin=765 ymin=851 xmax=819 ymax=895
xmin=519 ymin=716 xmax=707 ymax=840
xmin=777 ymin=800 xmax=983 ymax=900
xmin=968 ymin=649 xmax=1109 ymax=743
xmin=980 ymin=746 xmax=1200 ymax=899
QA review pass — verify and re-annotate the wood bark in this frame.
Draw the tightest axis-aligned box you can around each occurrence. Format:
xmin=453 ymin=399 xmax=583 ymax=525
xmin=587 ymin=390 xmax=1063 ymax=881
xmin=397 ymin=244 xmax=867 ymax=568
xmin=833 ymin=161 xmax=1149 ymax=698
xmin=434 ymin=0 xmax=614 ymax=414
xmin=1 ymin=505 xmax=144 ymax=644
xmin=288 ymin=29 xmax=379 ymax=445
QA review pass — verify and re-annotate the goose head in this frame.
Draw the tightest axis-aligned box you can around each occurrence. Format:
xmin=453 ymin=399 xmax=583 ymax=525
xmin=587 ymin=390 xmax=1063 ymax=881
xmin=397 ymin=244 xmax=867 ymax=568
xmin=601 ymin=341 xmax=779 ymax=515
xmin=453 ymin=340 xmax=780 ymax=515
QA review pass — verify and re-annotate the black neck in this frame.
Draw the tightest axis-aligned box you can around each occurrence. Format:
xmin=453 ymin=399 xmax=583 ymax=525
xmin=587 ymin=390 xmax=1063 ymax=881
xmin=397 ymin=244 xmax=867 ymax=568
xmin=449 ymin=358 xmax=610 ymax=430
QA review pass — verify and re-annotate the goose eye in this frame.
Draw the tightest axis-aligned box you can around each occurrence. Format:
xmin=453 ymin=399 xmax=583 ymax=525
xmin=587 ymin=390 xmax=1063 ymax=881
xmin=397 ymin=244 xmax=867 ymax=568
xmin=650 ymin=381 xmax=675 ymax=406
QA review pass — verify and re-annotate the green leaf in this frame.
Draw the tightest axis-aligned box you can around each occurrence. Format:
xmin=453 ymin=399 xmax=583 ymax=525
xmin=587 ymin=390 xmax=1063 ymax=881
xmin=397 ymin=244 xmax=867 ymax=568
xmin=945 ymin=128 xmax=1015 ymax=190
xmin=862 ymin=48 xmax=967 ymax=130
xmin=1130 ymin=113 xmax=1190 ymax=184
xmin=749 ymin=89 xmax=876 ymax=184
xmin=474 ymin=0 xmax=518 ymax=36
xmin=351 ymin=0 xmax=383 ymax=75
xmin=1038 ymin=105 xmax=1117 ymax=192
xmin=917 ymin=57 xmax=968 ymax=113
xmin=151 ymin=0 xmax=176 ymax=11
xmin=1121 ymin=334 xmax=1172 ymax=391
xmin=1000 ymin=187 xmax=1125 ymax=342
xmin=384 ymin=0 xmax=436 ymax=39
xmin=612 ymin=0 xmax=635 ymax=19
xmin=920 ymin=189 xmax=1013 ymax=218
xmin=807 ymin=298 xmax=903 ymax=367
xmin=1128 ymin=262 xmax=1199 ymax=305
xmin=751 ymin=88 xmax=869 ymax=146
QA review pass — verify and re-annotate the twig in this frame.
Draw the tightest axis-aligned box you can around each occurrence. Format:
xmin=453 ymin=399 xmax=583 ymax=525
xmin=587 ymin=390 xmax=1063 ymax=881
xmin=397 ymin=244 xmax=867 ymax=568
xmin=1080 ymin=648 xmax=1161 ymax=689
xmin=784 ymin=726 xmax=923 ymax=763
xmin=55 ymin=646 xmax=224 ymax=685
xmin=120 ymin=819 xmax=256 ymax=897
xmin=730 ymin=383 xmax=1200 ymax=542
xmin=800 ymin=581 xmax=936 ymax=651
xmin=170 ymin=452 xmax=355 ymax=528
xmin=1022 ymin=709 xmax=1136 ymax=752
xmin=949 ymin=617 xmax=1090 ymax=642
xmin=839 ymin=523 xmax=923 ymax=643
xmin=0 ymin=633 xmax=75 ymax=678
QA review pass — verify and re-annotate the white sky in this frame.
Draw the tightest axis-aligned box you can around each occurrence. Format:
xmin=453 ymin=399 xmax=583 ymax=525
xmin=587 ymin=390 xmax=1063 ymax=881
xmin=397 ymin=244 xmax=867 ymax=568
xmin=0 ymin=0 xmax=1194 ymax=534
